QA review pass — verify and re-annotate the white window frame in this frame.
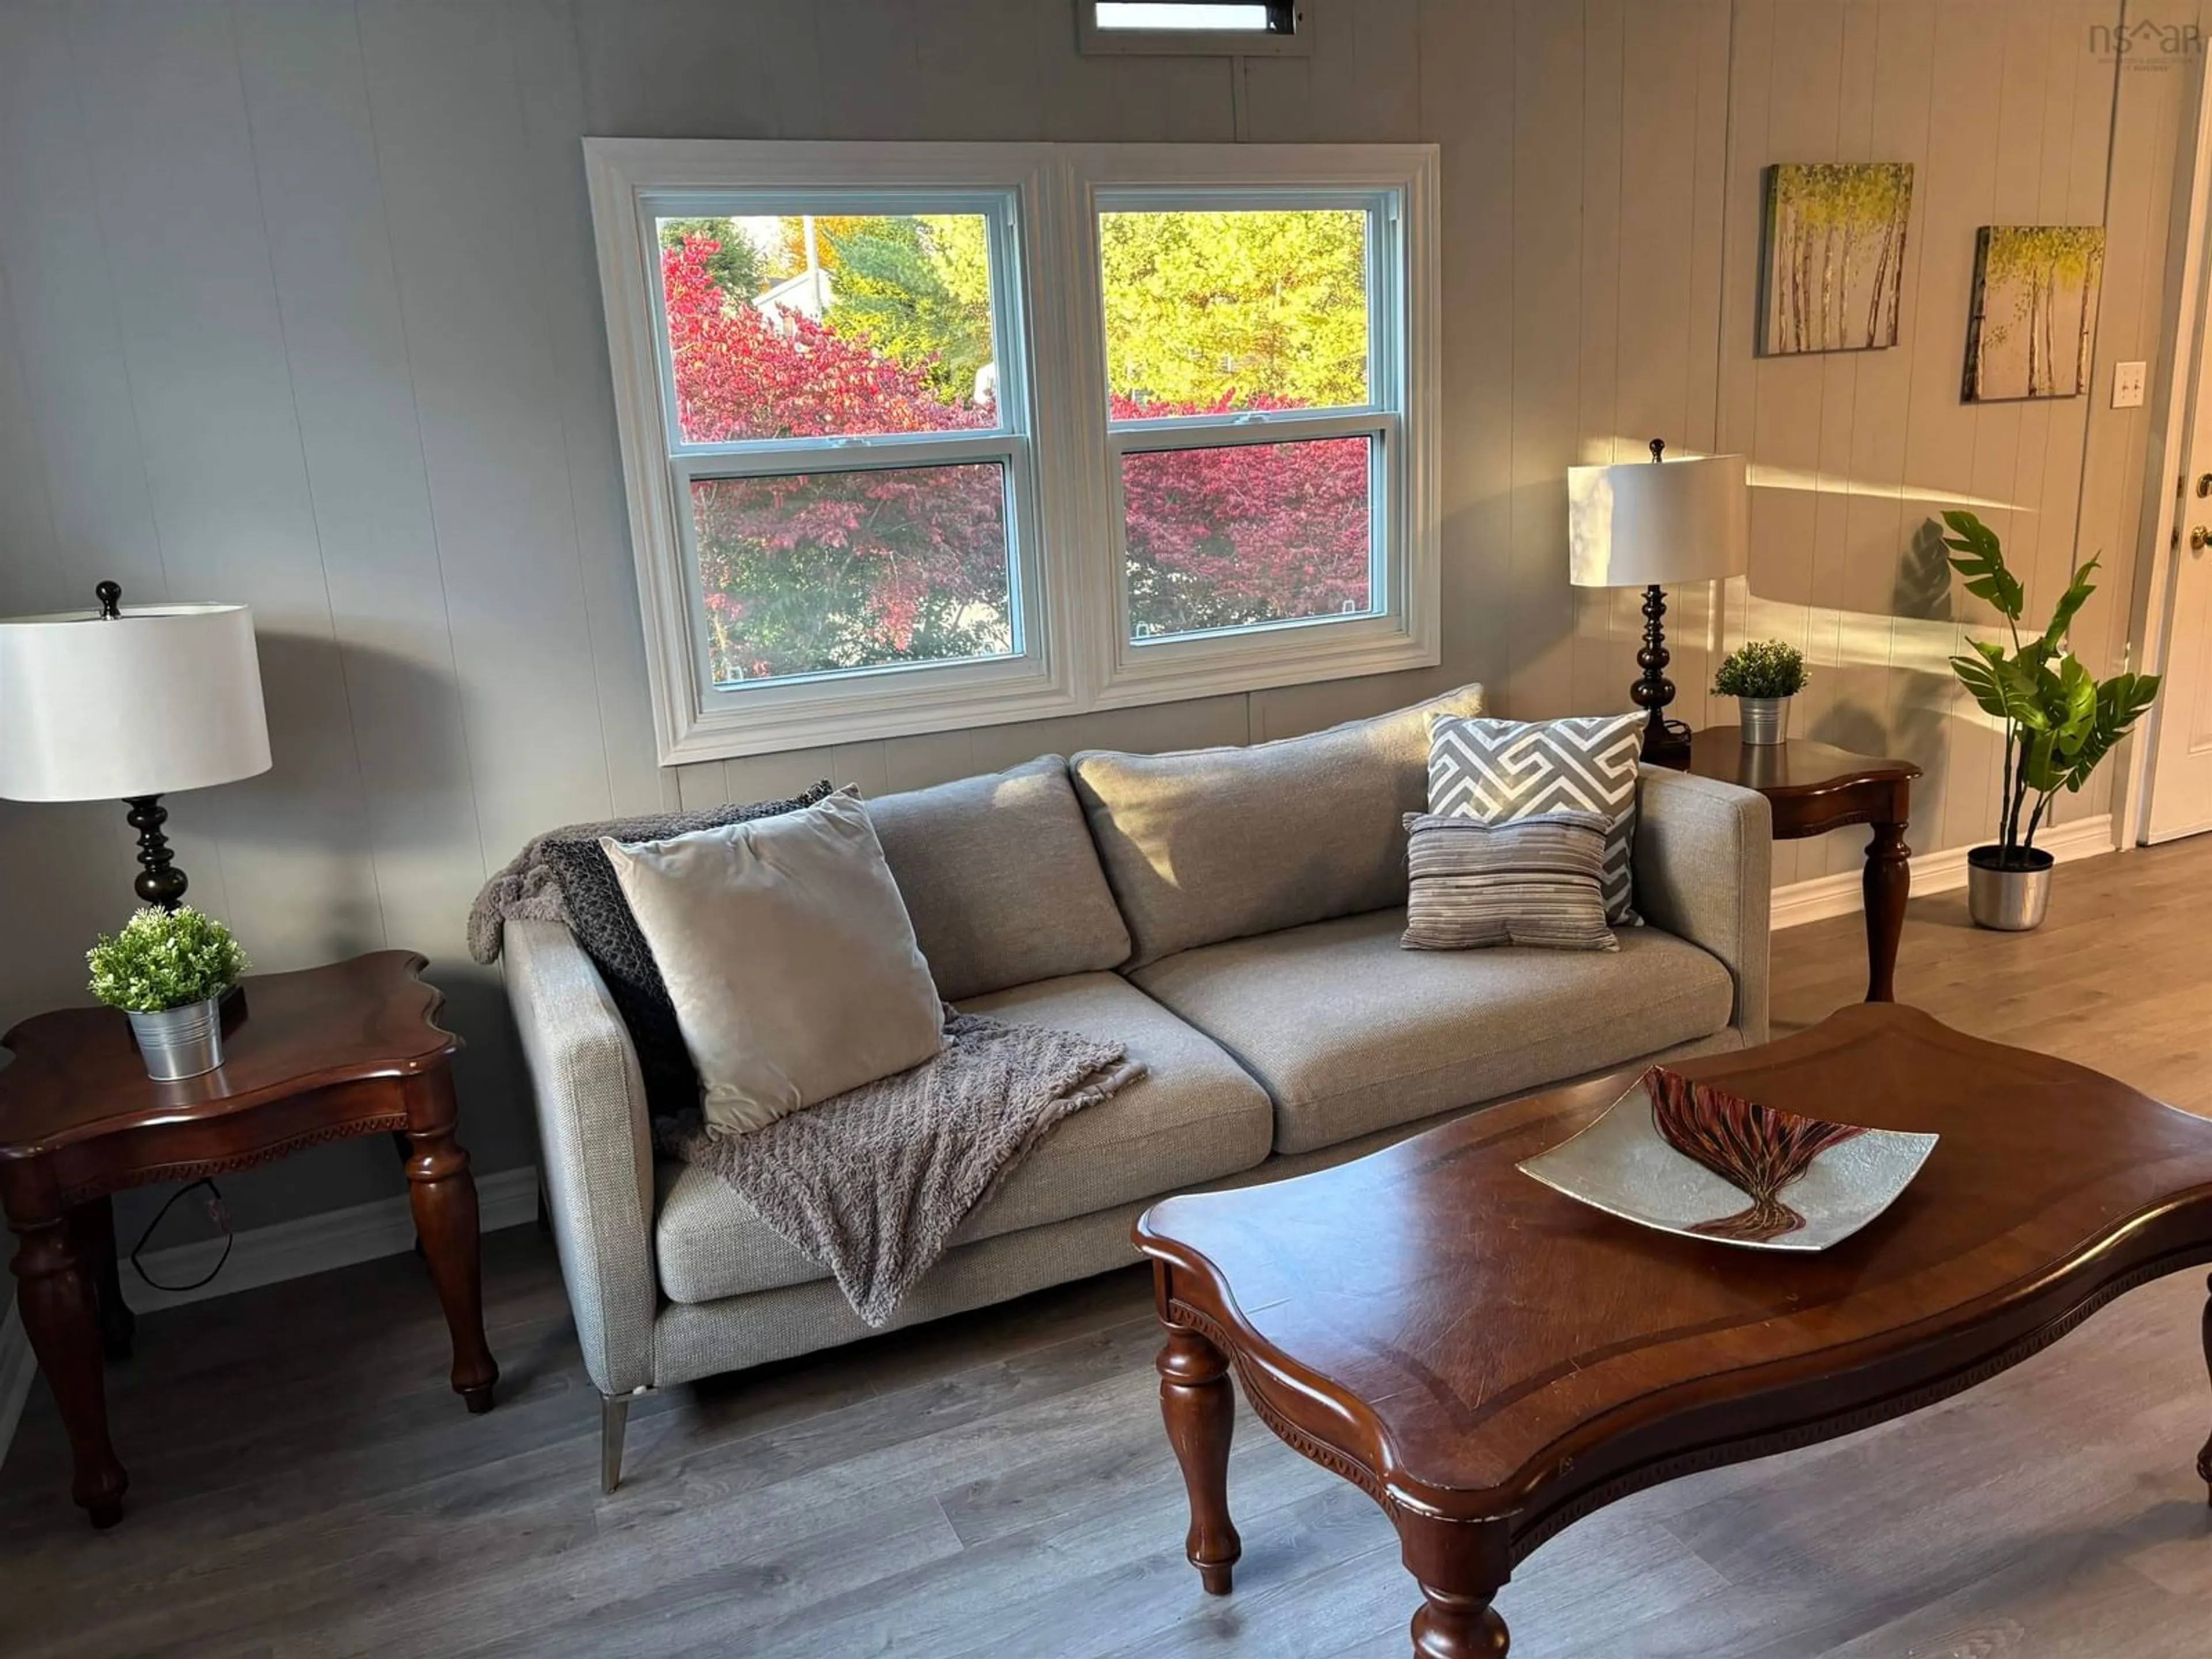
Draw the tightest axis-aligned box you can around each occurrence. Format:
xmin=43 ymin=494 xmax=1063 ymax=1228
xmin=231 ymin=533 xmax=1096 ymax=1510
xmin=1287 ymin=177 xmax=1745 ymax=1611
xmin=584 ymin=138 xmax=1440 ymax=765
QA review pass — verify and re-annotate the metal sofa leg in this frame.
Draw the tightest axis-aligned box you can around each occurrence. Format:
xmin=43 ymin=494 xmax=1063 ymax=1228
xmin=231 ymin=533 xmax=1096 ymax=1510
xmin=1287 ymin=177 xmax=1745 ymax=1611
xmin=601 ymin=1392 xmax=632 ymax=1494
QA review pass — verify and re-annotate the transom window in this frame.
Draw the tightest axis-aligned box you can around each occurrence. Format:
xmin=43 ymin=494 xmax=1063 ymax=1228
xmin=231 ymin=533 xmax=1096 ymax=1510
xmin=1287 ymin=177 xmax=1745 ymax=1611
xmin=585 ymin=141 xmax=1438 ymax=763
xmin=1078 ymin=2 xmax=1310 ymax=56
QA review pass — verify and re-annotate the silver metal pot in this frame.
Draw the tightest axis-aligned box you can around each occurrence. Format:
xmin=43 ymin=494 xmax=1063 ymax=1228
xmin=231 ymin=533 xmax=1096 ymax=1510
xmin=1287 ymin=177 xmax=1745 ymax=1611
xmin=1966 ymin=846 xmax=2053 ymax=932
xmin=127 ymin=995 xmax=225 ymax=1080
xmin=1737 ymin=695 xmax=1789 ymax=745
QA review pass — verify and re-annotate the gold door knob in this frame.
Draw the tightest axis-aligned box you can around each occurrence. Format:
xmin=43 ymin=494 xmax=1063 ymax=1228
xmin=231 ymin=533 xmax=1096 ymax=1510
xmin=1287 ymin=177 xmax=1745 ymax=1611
xmin=2193 ymin=525 xmax=2212 ymax=551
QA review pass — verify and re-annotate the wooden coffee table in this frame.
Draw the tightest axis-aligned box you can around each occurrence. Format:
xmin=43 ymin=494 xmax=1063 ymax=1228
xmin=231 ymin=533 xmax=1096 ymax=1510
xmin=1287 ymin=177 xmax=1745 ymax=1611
xmin=1135 ymin=1003 xmax=2212 ymax=1657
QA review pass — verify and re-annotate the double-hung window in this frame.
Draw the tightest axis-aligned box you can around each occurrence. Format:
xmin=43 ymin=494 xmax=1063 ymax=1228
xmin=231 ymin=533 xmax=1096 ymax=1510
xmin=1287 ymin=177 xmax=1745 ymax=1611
xmin=585 ymin=139 xmax=1438 ymax=763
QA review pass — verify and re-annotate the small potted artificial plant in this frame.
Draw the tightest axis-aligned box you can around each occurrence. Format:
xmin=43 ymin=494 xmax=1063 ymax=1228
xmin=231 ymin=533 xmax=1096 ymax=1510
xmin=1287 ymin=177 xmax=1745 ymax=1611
xmin=1714 ymin=639 xmax=1808 ymax=744
xmin=1937 ymin=509 xmax=2160 ymax=932
xmin=88 ymin=906 xmax=248 ymax=1080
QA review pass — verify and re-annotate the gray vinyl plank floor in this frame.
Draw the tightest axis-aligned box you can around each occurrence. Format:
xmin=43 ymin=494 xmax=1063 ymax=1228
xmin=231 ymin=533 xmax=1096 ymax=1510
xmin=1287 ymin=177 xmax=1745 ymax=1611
xmin=4 ymin=1236 xmax=2210 ymax=1658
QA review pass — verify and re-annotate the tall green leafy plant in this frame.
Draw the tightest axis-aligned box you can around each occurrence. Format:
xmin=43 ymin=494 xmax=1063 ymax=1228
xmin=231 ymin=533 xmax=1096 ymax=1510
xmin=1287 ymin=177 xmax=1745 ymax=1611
xmin=1938 ymin=510 xmax=2158 ymax=868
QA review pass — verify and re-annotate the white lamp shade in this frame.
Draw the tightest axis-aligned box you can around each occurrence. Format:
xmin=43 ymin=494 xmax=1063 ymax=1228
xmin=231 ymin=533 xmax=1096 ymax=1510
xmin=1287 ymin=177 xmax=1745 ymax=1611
xmin=1567 ymin=452 xmax=1750 ymax=588
xmin=0 ymin=602 xmax=272 ymax=802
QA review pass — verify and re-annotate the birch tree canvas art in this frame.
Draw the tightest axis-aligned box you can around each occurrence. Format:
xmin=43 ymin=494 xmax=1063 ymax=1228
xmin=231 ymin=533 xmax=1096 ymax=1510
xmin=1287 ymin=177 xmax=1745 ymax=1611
xmin=1759 ymin=162 xmax=1914 ymax=355
xmin=1962 ymin=226 xmax=2105 ymax=402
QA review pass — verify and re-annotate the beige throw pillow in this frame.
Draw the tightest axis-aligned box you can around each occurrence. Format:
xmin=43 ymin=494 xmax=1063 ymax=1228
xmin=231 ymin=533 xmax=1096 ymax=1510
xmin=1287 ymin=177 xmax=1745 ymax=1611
xmin=1071 ymin=683 xmax=1486 ymax=967
xmin=601 ymin=789 xmax=944 ymax=1138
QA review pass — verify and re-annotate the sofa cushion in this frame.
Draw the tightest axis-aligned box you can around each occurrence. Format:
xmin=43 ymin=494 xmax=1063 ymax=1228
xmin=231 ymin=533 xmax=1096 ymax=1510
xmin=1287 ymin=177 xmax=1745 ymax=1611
xmin=868 ymin=756 xmax=1132 ymax=1002
xmin=1071 ymin=684 xmax=1484 ymax=968
xmin=1130 ymin=907 xmax=1737 ymax=1155
xmin=653 ymin=971 xmax=1272 ymax=1305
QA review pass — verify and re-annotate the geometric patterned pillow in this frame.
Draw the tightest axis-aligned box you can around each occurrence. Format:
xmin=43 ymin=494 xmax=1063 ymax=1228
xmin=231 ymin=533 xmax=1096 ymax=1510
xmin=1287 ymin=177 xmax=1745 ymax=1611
xmin=1426 ymin=713 xmax=1643 ymax=925
xmin=538 ymin=782 xmax=836 ymax=1119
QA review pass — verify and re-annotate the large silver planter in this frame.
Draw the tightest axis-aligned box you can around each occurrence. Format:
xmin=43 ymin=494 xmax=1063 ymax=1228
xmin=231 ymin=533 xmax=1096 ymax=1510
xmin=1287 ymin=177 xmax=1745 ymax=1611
xmin=1966 ymin=846 xmax=2052 ymax=932
xmin=1737 ymin=695 xmax=1790 ymax=744
xmin=127 ymin=995 xmax=225 ymax=1080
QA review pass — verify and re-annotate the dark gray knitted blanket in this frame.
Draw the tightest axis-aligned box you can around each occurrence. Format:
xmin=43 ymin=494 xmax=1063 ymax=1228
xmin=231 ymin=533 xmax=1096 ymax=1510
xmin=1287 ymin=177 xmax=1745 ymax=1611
xmin=465 ymin=803 xmax=738 ymax=965
xmin=662 ymin=1013 xmax=1141 ymax=1327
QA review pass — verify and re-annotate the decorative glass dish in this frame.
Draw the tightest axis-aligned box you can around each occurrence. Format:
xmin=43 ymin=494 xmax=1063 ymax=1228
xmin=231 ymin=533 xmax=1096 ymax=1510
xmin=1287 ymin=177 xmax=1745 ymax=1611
xmin=1517 ymin=1066 xmax=1938 ymax=1252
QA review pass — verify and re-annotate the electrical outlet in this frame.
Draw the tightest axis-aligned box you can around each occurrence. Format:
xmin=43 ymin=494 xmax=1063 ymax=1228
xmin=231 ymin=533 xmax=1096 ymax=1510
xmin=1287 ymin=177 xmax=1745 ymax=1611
xmin=2113 ymin=360 xmax=2147 ymax=408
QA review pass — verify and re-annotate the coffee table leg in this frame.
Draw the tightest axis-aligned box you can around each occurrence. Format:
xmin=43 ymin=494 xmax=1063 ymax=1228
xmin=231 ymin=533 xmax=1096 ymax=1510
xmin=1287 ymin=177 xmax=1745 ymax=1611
xmin=1411 ymin=1586 xmax=1510 ymax=1658
xmin=401 ymin=1070 xmax=500 ymax=1415
xmin=1402 ymin=1519 xmax=1512 ymax=1658
xmin=9 ymin=1210 xmax=128 ymax=1528
xmin=1157 ymin=1319 xmax=1241 ymax=1594
xmin=1862 ymin=816 xmax=1911 ymax=1002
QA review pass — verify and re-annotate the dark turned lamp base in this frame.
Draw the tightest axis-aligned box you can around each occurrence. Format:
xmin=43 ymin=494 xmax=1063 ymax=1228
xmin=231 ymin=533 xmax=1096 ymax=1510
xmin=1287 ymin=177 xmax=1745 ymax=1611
xmin=122 ymin=787 xmax=231 ymax=1037
xmin=90 ymin=579 xmax=195 ymax=916
xmin=1640 ymin=718 xmax=1694 ymax=768
xmin=122 ymin=794 xmax=190 ymax=912
xmin=1631 ymin=582 xmax=1693 ymax=768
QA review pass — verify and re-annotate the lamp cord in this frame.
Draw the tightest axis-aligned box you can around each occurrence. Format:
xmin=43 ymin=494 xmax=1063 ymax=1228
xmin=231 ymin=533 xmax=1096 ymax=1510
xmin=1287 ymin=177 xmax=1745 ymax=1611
xmin=129 ymin=1178 xmax=234 ymax=1294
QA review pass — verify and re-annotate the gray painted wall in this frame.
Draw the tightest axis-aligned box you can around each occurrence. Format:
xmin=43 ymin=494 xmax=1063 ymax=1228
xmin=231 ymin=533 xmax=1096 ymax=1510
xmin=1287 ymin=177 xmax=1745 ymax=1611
xmin=0 ymin=0 xmax=2195 ymax=1246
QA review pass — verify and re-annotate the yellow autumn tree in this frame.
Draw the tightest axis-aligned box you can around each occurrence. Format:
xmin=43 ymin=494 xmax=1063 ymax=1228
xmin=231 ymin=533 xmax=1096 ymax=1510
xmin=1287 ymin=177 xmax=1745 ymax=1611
xmin=1099 ymin=209 xmax=1369 ymax=410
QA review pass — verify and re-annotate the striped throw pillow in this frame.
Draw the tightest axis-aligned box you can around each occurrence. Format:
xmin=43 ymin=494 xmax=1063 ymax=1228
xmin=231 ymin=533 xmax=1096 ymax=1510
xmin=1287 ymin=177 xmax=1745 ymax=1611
xmin=1401 ymin=811 xmax=1620 ymax=952
xmin=1426 ymin=713 xmax=1643 ymax=925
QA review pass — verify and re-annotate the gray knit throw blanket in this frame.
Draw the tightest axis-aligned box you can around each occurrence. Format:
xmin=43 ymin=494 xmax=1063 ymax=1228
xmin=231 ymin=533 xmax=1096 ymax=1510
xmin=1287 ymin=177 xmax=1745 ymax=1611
xmin=662 ymin=1014 xmax=1142 ymax=1328
xmin=464 ymin=798 xmax=816 ymax=965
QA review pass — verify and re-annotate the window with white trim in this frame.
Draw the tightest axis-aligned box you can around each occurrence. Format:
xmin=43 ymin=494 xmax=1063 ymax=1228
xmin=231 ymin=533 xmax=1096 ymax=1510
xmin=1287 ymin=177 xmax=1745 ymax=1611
xmin=584 ymin=141 xmax=1438 ymax=764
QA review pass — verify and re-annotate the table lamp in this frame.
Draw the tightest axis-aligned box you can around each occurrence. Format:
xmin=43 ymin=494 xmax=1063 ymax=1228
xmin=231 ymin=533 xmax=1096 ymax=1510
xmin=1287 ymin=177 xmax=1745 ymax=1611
xmin=0 ymin=581 xmax=271 ymax=911
xmin=1567 ymin=439 xmax=1750 ymax=766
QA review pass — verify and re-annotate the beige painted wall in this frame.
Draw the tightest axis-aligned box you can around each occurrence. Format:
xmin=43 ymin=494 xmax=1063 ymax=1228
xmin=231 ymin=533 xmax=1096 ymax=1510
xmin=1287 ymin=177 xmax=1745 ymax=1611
xmin=0 ymin=0 xmax=2197 ymax=1238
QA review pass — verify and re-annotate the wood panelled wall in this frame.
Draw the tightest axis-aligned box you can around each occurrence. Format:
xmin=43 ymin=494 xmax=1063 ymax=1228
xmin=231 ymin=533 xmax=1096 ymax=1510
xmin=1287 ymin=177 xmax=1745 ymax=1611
xmin=0 ymin=0 xmax=2198 ymax=1234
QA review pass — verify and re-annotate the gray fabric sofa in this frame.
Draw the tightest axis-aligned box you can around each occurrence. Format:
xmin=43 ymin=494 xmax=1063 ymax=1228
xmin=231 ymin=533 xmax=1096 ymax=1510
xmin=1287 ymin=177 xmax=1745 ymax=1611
xmin=503 ymin=690 xmax=1772 ymax=1488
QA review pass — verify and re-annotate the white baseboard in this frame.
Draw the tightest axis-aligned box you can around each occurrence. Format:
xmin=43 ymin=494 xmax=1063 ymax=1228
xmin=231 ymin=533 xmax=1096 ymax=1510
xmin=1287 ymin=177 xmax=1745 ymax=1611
xmin=118 ymin=1164 xmax=539 ymax=1315
xmin=1769 ymin=816 xmax=2117 ymax=929
xmin=0 ymin=1164 xmax=537 ymax=1469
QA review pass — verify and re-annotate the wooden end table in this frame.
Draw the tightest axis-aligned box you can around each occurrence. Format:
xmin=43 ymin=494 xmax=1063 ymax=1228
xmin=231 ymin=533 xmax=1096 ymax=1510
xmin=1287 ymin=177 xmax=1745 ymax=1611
xmin=0 ymin=951 xmax=499 ymax=1529
xmin=1136 ymin=1003 xmax=2212 ymax=1657
xmin=1681 ymin=729 xmax=1922 ymax=1001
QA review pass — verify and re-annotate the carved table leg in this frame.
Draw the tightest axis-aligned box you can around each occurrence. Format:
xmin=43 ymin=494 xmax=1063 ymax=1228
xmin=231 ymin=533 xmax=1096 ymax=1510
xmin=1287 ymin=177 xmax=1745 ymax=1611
xmin=2196 ymin=1274 xmax=2212 ymax=1504
xmin=9 ymin=1213 xmax=128 ymax=1528
xmin=1157 ymin=1319 xmax=1241 ymax=1594
xmin=1862 ymin=816 xmax=1912 ymax=1003
xmin=1410 ymin=1586 xmax=1510 ymax=1659
xmin=67 ymin=1196 xmax=134 ymax=1362
xmin=1399 ymin=1513 xmax=1513 ymax=1659
xmin=391 ymin=1130 xmax=426 ymax=1257
xmin=401 ymin=1069 xmax=499 ymax=1415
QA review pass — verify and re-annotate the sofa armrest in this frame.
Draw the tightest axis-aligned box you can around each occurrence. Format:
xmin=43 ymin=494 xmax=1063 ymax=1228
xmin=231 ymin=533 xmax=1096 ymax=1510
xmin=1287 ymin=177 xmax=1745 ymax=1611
xmin=504 ymin=919 xmax=658 ymax=1396
xmin=1634 ymin=767 xmax=1772 ymax=1044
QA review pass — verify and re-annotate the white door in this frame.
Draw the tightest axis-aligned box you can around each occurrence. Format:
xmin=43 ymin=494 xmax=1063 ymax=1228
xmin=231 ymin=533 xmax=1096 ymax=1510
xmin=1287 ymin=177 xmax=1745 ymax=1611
xmin=2148 ymin=297 xmax=2212 ymax=841
xmin=2151 ymin=491 xmax=2212 ymax=839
